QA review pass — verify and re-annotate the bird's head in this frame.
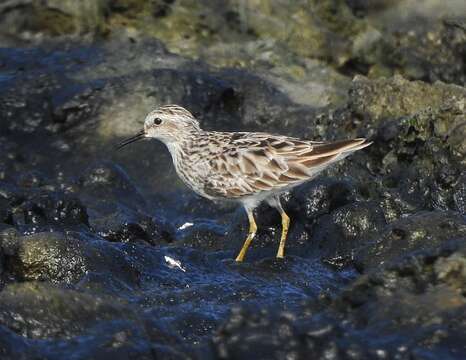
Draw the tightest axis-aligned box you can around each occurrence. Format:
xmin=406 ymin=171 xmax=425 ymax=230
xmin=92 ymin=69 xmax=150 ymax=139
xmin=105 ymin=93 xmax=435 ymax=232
xmin=117 ymin=105 xmax=200 ymax=149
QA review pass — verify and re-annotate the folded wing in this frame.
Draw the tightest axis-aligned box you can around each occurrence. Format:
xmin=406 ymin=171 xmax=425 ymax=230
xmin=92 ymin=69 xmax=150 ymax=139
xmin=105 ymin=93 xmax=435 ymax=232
xmin=205 ymin=133 xmax=371 ymax=198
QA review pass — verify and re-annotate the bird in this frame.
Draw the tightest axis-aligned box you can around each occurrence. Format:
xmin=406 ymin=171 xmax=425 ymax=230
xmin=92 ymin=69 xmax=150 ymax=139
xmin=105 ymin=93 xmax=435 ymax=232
xmin=118 ymin=105 xmax=372 ymax=262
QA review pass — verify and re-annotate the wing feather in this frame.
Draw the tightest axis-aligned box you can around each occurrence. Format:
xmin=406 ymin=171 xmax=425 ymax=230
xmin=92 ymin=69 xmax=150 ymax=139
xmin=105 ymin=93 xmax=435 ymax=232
xmin=204 ymin=133 xmax=371 ymax=199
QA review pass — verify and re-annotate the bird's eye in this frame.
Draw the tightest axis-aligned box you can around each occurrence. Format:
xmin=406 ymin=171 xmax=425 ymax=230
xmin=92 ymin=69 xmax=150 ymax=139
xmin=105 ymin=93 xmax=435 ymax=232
xmin=153 ymin=117 xmax=162 ymax=125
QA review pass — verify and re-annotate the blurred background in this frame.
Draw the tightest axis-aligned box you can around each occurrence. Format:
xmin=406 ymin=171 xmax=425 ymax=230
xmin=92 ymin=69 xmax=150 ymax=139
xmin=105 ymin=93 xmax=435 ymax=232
xmin=0 ymin=1 xmax=465 ymax=359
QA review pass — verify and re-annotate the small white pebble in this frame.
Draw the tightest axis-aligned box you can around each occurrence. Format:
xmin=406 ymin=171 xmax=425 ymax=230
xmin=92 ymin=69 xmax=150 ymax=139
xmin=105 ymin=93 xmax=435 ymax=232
xmin=164 ymin=255 xmax=186 ymax=272
xmin=178 ymin=222 xmax=194 ymax=230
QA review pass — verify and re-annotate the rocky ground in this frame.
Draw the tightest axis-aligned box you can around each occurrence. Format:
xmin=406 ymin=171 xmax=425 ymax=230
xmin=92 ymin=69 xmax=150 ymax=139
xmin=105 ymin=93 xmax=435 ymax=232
xmin=0 ymin=0 xmax=465 ymax=359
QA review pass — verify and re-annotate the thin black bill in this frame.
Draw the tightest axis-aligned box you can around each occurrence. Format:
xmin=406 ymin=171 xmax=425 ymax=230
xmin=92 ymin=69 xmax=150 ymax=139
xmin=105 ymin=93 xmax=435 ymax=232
xmin=116 ymin=130 xmax=146 ymax=149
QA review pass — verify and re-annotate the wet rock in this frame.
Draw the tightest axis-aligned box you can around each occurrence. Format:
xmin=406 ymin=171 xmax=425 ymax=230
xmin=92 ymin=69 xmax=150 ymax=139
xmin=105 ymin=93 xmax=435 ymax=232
xmin=0 ymin=317 xmax=179 ymax=360
xmin=355 ymin=211 xmax=466 ymax=271
xmin=312 ymin=201 xmax=386 ymax=260
xmin=5 ymin=232 xmax=141 ymax=287
xmin=328 ymin=75 xmax=466 ymax=222
xmin=0 ymin=47 xmax=104 ymax=140
xmin=334 ymin=239 xmax=466 ymax=357
xmin=214 ymin=238 xmax=466 ymax=359
xmin=0 ymin=281 xmax=137 ymax=339
xmin=78 ymin=161 xmax=174 ymax=245
xmin=0 ymin=226 xmax=20 ymax=258
xmin=377 ymin=106 xmax=465 ymax=212
xmin=286 ymin=177 xmax=359 ymax=225
xmin=453 ymin=176 xmax=466 ymax=214
xmin=1 ymin=0 xmax=464 ymax=91
xmin=227 ymin=223 xmax=283 ymax=261
xmin=80 ymin=161 xmax=139 ymax=190
xmin=0 ymin=325 xmax=40 ymax=360
xmin=216 ymin=197 xmax=318 ymax=262
xmin=16 ymin=170 xmax=46 ymax=188
xmin=202 ymin=71 xmax=318 ymax=136
xmin=79 ymin=161 xmax=146 ymax=209
xmin=0 ymin=192 xmax=11 ymax=226
xmin=91 ymin=206 xmax=172 ymax=246
xmin=2 ymin=168 xmax=83 ymax=234
xmin=212 ymin=306 xmax=377 ymax=358
xmin=7 ymin=232 xmax=87 ymax=283
xmin=245 ymin=177 xmax=386 ymax=263
xmin=175 ymin=219 xmax=229 ymax=251
xmin=213 ymin=308 xmax=303 ymax=359
xmin=9 ymin=191 xmax=89 ymax=231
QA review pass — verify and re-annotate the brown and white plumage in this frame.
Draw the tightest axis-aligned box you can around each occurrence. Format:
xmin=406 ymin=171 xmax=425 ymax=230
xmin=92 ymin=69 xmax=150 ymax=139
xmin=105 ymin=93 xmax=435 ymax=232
xmin=201 ymin=133 xmax=370 ymax=203
xmin=118 ymin=105 xmax=372 ymax=261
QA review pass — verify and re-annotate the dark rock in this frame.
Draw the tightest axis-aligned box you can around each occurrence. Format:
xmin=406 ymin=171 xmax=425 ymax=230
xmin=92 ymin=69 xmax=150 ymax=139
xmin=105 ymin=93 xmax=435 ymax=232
xmin=0 ymin=325 xmax=40 ymax=360
xmin=5 ymin=232 xmax=141 ymax=287
xmin=9 ymin=191 xmax=89 ymax=230
xmin=0 ymin=226 xmax=19 ymax=257
xmin=453 ymin=173 xmax=466 ymax=215
xmin=6 ymin=232 xmax=87 ymax=283
xmin=334 ymin=238 xmax=466 ymax=357
xmin=0 ymin=281 xmax=137 ymax=339
xmin=212 ymin=308 xmax=303 ymax=359
xmin=0 ymin=192 xmax=11 ymax=225
xmin=91 ymin=206 xmax=173 ymax=246
xmin=0 ymin=47 xmax=104 ymax=143
xmin=79 ymin=161 xmax=146 ymax=209
xmin=79 ymin=161 xmax=140 ymax=193
xmin=175 ymin=219 xmax=229 ymax=251
xmin=312 ymin=201 xmax=386 ymax=259
xmin=285 ymin=177 xmax=359 ymax=225
xmin=331 ymin=75 xmax=466 ymax=222
xmin=16 ymin=170 xmax=46 ymax=188
xmin=355 ymin=211 xmax=466 ymax=271
xmin=213 ymin=238 xmax=466 ymax=359
xmin=0 ymin=316 xmax=181 ymax=360
xmin=78 ymin=162 xmax=174 ymax=245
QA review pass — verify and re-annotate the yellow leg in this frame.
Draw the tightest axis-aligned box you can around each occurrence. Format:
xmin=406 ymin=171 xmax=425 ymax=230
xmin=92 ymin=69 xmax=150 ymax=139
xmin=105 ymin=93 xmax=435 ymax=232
xmin=276 ymin=210 xmax=290 ymax=259
xmin=235 ymin=208 xmax=257 ymax=262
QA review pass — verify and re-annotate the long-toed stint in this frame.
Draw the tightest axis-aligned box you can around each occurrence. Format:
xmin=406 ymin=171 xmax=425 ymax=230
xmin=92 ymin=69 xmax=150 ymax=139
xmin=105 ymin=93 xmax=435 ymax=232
xmin=118 ymin=105 xmax=372 ymax=262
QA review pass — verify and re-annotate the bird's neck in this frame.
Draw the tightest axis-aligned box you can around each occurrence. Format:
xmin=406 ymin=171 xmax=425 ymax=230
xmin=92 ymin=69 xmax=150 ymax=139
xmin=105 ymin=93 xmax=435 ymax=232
xmin=164 ymin=128 xmax=204 ymax=165
xmin=164 ymin=129 xmax=209 ymax=191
